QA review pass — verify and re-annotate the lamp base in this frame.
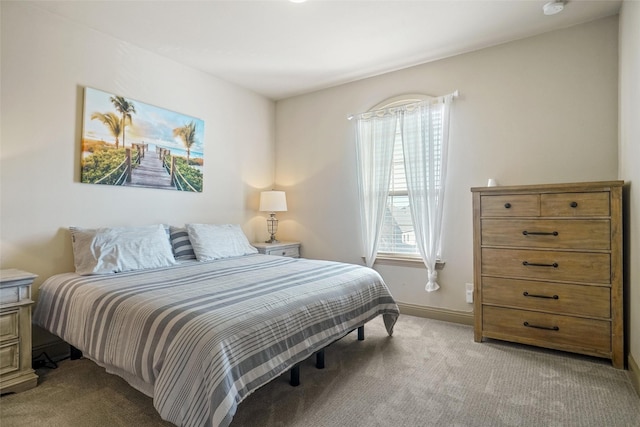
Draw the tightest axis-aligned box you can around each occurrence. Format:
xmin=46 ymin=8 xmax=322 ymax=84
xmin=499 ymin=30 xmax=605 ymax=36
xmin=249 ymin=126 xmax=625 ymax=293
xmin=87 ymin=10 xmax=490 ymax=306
xmin=265 ymin=214 xmax=279 ymax=244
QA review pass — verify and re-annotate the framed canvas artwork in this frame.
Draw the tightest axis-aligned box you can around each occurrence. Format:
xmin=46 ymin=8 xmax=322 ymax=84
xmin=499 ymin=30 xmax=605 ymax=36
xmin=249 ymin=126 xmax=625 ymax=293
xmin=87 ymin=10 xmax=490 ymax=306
xmin=81 ymin=87 xmax=205 ymax=192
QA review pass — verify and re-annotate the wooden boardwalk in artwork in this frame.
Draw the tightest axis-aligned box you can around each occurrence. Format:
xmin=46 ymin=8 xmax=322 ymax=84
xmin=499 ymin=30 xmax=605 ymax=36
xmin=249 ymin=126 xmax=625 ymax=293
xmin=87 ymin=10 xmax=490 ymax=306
xmin=124 ymin=151 xmax=175 ymax=189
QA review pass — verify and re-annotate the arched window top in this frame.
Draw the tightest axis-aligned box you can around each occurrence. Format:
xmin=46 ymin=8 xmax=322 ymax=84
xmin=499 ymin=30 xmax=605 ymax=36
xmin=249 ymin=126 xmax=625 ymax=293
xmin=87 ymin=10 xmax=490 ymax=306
xmin=371 ymin=93 xmax=434 ymax=111
xmin=352 ymin=93 xmax=436 ymax=121
xmin=349 ymin=91 xmax=456 ymax=120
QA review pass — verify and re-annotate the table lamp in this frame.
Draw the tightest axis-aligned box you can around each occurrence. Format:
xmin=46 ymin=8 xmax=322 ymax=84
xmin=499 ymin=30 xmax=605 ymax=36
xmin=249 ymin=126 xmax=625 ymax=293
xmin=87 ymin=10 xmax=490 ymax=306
xmin=259 ymin=191 xmax=287 ymax=243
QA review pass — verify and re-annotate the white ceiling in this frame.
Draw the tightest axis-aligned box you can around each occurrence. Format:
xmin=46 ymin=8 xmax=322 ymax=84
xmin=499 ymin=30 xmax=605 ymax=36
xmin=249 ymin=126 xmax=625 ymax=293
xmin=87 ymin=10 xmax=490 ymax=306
xmin=32 ymin=0 xmax=622 ymax=100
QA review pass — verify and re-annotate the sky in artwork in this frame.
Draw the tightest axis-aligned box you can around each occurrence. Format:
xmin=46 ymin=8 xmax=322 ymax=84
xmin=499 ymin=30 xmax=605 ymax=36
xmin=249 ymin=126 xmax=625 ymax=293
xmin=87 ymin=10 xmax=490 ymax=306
xmin=82 ymin=87 xmax=205 ymax=157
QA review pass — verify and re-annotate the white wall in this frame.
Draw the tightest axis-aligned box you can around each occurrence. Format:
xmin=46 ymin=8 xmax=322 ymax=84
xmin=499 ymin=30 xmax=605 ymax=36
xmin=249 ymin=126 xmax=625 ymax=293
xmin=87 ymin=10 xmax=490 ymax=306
xmin=0 ymin=3 xmax=276 ymax=345
xmin=275 ymin=17 xmax=619 ymax=314
xmin=619 ymin=1 xmax=639 ymax=369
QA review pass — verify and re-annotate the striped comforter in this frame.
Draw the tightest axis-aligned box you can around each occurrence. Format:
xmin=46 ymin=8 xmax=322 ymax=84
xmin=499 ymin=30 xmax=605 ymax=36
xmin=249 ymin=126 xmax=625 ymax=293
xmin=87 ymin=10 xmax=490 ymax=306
xmin=34 ymin=254 xmax=399 ymax=427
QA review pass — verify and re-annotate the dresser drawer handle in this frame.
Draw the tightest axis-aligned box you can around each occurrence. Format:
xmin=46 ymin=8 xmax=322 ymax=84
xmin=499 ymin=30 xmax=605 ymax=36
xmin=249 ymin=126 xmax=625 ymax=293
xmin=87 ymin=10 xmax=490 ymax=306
xmin=570 ymin=201 xmax=578 ymax=208
xmin=522 ymin=261 xmax=559 ymax=268
xmin=523 ymin=291 xmax=559 ymax=299
xmin=522 ymin=231 xmax=559 ymax=236
xmin=523 ymin=321 xmax=559 ymax=331
xmin=504 ymin=203 xmax=511 ymax=208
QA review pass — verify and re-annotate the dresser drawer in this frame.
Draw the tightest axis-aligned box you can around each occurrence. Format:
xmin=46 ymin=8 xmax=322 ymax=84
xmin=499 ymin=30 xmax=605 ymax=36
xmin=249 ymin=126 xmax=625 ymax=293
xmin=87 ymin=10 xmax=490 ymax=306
xmin=0 ymin=341 xmax=19 ymax=376
xmin=483 ymin=306 xmax=611 ymax=353
xmin=482 ymin=277 xmax=610 ymax=318
xmin=0 ymin=310 xmax=19 ymax=343
xmin=481 ymin=219 xmax=610 ymax=250
xmin=541 ymin=192 xmax=610 ymax=217
xmin=481 ymin=194 xmax=540 ymax=217
xmin=481 ymin=248 xmax=611 ymax=284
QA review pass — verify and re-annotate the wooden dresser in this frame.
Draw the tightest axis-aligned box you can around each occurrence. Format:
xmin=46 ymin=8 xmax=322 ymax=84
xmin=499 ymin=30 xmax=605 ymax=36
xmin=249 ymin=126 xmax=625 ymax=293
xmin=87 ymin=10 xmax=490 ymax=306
xmin=471 ymin=181 xmax=623 ymax=368
xmin=1 ymin=269 xmax=38 ymax=393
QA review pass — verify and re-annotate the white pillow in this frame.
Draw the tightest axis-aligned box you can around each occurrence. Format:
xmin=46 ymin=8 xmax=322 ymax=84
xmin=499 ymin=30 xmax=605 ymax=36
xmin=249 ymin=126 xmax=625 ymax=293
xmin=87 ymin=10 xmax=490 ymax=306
xmin=70 ymin=224 xmax=176 ymax=275
xmin=186 ymin=224 xmax=258 ymax=261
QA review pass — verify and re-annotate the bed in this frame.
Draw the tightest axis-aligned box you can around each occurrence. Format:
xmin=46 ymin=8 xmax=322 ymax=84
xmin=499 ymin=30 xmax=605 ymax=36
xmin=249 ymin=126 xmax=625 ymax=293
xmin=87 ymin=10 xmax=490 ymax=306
xmin=34 ymin=244 xmax=399 ymax=427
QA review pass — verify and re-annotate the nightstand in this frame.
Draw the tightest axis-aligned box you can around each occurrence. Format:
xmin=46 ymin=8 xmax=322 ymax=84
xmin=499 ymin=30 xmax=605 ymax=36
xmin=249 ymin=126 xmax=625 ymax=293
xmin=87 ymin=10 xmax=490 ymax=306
xmin=0 ymin=269 xmax=38 ymax=394
xmin=253 ymin=241 xmax=301 ymax=258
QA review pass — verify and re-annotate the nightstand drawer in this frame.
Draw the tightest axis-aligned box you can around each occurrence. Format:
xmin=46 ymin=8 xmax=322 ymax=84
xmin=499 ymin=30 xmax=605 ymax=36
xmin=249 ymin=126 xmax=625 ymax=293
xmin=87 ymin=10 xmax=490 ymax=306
xmin=265 ymin=246 xmax=299 ymax=258
xmin=0 ymin=310 xmax=19 ymax=343
xmin=0 ymin=286 xmax=20 ymax=305
xmin=0 ymin=341 xmax=19 ymax=376
xmin=253 ymin=242 xmax=301 ymax=258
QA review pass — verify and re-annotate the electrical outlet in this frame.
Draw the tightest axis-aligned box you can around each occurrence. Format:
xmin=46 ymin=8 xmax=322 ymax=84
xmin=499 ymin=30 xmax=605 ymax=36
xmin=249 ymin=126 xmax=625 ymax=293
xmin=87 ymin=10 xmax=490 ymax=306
xmin=465 ymin=282 xmax=474 ymax=303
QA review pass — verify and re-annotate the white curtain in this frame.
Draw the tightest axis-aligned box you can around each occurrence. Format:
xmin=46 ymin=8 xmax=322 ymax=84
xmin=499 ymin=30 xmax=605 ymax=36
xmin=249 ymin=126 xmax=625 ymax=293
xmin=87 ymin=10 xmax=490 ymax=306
xmin=355 ymin=112 xmax=397 ymax=267
xmin=400 ymin=94 xmax=454 ymax=291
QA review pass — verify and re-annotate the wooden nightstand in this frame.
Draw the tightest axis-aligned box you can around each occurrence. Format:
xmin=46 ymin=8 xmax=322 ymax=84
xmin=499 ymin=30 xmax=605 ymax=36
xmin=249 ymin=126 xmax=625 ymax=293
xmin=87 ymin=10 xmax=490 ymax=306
xmin=0 ymin=269 xmax=38 ymax=394
xmin=253 ymin=242 xmax=301 ymax=258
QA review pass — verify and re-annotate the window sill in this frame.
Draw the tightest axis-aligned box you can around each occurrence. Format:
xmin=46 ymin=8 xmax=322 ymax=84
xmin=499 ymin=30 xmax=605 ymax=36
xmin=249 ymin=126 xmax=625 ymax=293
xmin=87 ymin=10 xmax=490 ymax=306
xmin=370 ymin=255 xmax=446 ymax=269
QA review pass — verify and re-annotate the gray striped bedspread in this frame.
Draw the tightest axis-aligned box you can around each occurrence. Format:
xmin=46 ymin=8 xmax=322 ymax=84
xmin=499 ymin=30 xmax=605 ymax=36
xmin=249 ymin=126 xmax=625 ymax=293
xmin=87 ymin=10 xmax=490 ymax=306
xmin=33 ymin=254 xmax=399 ymax=427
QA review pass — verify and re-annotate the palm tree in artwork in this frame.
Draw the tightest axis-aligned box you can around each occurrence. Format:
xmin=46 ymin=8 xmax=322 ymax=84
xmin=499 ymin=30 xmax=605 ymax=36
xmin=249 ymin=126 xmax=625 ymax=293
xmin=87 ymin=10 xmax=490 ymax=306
xmin=110 ymin=96 xmax=136 ymax=148
xmin=90 ymin=112 xmax=122 ymax=147
xmin=173 ymin=121 xmax=197 ymax=164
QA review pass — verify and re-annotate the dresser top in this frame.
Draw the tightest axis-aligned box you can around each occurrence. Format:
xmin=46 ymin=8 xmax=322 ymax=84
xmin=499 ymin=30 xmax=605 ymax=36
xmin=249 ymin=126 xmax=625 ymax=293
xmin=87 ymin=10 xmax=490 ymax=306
xmin=471 ymin=180 xmax=624 ymax=194
xmin=0 ymin=269 xmax=37 ymax=286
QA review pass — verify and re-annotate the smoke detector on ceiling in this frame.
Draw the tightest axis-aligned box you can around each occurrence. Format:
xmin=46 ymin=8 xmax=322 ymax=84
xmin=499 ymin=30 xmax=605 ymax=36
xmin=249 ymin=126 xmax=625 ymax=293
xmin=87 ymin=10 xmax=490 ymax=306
xmin=543 ymin=1 xmax=565 ymax=16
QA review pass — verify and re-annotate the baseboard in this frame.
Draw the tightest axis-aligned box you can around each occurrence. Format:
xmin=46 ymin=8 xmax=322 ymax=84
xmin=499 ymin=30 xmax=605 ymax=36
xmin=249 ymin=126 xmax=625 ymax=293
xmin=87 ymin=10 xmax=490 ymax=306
xmin=629 ymin=353 xmax=640 ymax=398
xmin=396 ymin=302 xmax=474 ymax=326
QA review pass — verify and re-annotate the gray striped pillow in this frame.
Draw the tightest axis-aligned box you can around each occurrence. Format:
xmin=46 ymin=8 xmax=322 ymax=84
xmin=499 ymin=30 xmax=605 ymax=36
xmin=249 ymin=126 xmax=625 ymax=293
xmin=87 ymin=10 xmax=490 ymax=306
xmin=169 ymin=226 xmax=197 ymax=260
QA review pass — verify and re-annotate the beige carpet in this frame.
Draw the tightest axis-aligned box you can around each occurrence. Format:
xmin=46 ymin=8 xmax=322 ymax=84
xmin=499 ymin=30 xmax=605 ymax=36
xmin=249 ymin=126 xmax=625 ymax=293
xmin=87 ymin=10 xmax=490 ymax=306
xmin=1 ymin=315 xmax=639 ymax=426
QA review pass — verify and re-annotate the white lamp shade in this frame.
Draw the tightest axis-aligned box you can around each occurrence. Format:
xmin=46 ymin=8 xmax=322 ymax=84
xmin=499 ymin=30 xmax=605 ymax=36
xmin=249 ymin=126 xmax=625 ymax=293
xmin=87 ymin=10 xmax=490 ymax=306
xmin=259 ymin=191 xmax=287 ymax=212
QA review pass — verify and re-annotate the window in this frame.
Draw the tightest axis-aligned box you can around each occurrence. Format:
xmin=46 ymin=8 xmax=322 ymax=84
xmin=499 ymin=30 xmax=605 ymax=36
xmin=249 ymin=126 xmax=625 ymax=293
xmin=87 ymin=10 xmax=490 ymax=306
xmin=354 ymin=91 xmax=454 ymax=290
xmin=375 ymin=95 xmax=445 ymax=258
xmin=378 ymin=127 xmax=417 ymax=256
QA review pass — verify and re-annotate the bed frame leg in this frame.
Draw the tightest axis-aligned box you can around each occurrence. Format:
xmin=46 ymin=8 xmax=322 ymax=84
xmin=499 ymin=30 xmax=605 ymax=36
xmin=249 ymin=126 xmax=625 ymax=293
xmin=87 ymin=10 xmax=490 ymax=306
xmin=358 ymin=325 xmax=365 ymax=341
xmin=316 ymin=349 xmax=325 ymax=369
xmin=290 ymin=364 xmax=300 ymax=387
xmin=70 ymin=345 xmax=83 ymax=360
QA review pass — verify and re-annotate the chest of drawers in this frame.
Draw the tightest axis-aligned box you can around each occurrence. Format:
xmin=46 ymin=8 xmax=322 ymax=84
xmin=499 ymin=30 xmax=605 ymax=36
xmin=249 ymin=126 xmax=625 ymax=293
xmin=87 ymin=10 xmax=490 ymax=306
xmin=471 ymin=181 xmax=624 ymax=368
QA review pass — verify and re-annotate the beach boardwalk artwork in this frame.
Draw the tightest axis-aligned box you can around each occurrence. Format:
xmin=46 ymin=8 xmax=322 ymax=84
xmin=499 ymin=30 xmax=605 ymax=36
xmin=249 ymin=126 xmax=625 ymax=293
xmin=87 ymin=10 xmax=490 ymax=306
xmin=81 ymin=87 xmax=205 ymax=192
